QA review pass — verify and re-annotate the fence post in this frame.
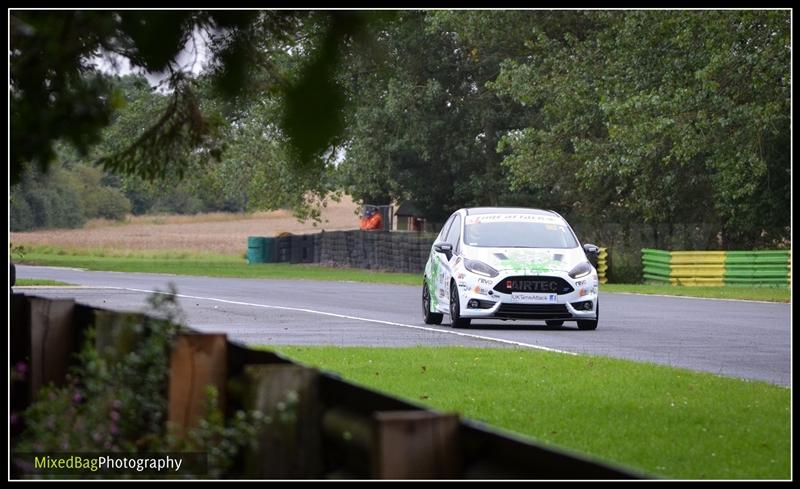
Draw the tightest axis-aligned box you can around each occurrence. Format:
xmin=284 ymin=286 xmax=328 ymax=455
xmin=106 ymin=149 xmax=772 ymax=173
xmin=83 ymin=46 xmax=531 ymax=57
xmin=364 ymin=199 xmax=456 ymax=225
xmin=11 ymin=294 xmax=32 ymax=421
xmin=168 ymin=333 xmax=228 ymax=437
xmin=28 ymin=297 xmax=76 ymax=399
xmin=242 ymin=364 xmax=323 ymax=478
xmin=372 ymin=411 xmax=460 ymax=479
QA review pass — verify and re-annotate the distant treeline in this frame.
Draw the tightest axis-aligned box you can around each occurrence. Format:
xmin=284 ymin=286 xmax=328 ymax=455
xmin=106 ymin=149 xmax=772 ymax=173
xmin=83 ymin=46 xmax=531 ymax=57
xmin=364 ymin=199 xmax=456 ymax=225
xmin=10 ymin=159 xmax=249 ymax=232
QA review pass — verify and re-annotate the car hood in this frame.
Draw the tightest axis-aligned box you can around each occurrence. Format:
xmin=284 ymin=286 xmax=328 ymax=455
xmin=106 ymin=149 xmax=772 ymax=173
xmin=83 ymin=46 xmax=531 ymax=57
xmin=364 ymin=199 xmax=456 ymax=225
xmin=462 ymin=245 xmax=586 ymax=275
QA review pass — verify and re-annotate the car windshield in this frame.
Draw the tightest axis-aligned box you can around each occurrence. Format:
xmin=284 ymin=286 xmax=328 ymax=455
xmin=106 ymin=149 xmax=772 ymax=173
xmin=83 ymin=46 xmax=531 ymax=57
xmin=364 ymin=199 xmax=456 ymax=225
xmin=463 ymin=214 xmax=578 ymax=248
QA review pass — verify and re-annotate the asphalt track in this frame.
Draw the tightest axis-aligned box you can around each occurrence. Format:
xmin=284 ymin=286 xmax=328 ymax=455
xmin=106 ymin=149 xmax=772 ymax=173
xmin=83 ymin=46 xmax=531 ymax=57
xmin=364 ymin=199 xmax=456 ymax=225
xmin=13 ymin=265 xmax=791 ymax=386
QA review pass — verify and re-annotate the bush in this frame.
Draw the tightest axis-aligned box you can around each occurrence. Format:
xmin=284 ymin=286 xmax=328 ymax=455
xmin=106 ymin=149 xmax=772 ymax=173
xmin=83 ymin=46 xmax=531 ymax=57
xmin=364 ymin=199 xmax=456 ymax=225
xmin=11 ymin=166 xmax=86 ymax=231
xmin=11 ymin=287 xmax=269 ymax=478
xmin=10 ymin=189 xmax=35 ymax=232
xmin=83 ymin=186 xmax=132 ymax=220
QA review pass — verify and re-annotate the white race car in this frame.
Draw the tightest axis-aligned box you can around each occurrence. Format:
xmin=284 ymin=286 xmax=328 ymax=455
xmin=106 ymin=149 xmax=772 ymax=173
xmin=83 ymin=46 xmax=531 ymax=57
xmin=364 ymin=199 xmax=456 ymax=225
xmin=422 ymin=207 xmax=600 ymax=330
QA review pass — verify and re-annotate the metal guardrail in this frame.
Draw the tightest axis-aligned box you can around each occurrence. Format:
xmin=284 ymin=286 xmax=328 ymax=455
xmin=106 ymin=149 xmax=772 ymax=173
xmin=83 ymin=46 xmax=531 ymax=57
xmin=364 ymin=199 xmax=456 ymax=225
xmin=10 ymin=292 xmax=645 ymax=479
xmin=641 ymin=248 xmax=790 ymax=286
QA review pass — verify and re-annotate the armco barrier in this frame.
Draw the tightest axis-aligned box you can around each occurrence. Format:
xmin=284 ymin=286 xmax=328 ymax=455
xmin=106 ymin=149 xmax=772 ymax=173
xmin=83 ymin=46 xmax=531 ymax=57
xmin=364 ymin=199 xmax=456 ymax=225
xmin=724 ymin=251 xmax=791 ymax=286
xmin=641 ymin=249 xmax=672 ymax=284
xmin=10 ymin=292 xmax=644 ymax=479
xmin=641 ymin=249 xmax=790 ymax=287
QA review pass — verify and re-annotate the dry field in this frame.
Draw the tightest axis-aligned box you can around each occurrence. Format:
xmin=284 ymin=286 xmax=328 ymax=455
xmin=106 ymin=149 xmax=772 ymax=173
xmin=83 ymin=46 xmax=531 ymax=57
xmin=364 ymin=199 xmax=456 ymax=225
xmin=11 ymin=195 xmax=362 ymax=256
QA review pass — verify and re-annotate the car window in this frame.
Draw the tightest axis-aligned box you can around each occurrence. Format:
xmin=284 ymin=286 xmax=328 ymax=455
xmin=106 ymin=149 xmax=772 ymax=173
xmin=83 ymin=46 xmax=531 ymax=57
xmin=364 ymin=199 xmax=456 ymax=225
xmin=463 ymin=214 xmax=578 ymax=248
xmin=437 ymin=214 xmax=455 ymax=242
xmin=445 ymin=214 xmax=462 ymax=247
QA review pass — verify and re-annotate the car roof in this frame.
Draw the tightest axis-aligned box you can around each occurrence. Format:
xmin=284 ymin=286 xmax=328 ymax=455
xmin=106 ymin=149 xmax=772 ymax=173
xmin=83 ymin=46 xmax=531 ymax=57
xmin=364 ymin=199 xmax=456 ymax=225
xmin=463 ymin=207 xmax=557 ymax=217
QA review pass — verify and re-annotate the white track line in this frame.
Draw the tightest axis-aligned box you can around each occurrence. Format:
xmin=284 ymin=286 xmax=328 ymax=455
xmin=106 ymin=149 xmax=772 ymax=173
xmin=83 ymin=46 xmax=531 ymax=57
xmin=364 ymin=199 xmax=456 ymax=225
xmin=123 ymin=287 xmax=577 ymax=355
xmin=15 ymin=285 xmax=121 ymax=289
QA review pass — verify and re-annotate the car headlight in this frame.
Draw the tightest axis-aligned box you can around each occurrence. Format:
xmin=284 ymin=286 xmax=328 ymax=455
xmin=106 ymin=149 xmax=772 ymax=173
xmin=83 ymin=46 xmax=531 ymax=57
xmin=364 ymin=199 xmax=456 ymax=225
xmin=568 ymin=261 xmax=593 ymax=279
xmin=463 ymin=258 xmax=499 ymax=278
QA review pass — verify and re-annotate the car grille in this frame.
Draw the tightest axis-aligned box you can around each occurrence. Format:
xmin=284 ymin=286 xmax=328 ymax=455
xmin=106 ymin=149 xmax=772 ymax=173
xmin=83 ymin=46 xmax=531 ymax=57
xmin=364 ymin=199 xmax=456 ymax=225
xmin=495 ymin=304 xmax=572 ymax=319
xmin=493 ymin=276 xmax=574 ymax=295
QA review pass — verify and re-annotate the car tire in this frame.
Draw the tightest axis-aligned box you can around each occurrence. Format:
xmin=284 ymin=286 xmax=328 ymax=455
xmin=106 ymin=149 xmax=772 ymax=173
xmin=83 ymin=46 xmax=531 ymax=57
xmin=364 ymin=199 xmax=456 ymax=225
xmin=545 ymin=320 xmax=564 ymax=329
xmin=449 ymin=282 xmax=471 ymax=329
xmin=577 ymin=300 xmax=599 ymax=330
xmin=422 ymin=280 xmax=443 ymax=325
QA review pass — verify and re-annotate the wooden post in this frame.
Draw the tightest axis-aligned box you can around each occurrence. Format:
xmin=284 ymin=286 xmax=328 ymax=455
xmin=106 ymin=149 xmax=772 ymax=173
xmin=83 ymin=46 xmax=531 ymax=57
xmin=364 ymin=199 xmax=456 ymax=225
xmin=373 ymin=411 xmax=461 ymax=479
xmin=11 ymin=294 xmax=32 ymax=425
xmin=28 ymin=297 xmax=75 ymax=400
xmin=242 ymin=364 xmax=322 ymax=478
xmin=168 ymin=333 xmax=228 ymax=437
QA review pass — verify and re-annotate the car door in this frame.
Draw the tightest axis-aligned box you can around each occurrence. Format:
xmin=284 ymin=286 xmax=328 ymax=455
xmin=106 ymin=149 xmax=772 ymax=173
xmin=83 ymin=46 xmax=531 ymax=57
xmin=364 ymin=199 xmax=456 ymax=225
xmin=431 ymin=213 xmax=455 ymax=310
xmin=437 ymin=213 xmax=462 ymax=309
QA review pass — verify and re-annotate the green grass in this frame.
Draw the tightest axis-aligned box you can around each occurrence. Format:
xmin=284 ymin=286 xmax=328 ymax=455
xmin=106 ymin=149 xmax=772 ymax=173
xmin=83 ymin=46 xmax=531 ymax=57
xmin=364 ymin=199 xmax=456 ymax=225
xmin=602 ymin=283 xmax=790 ymax=303
xmin=15 ymin=246 xmax=420 ymax=285
xmin=14 ymin=278 xmax=74 ymax=286
xmin=15 ymin=246 xmax=790 ymax=301
xmin=273 ymin=346 xmax=790 ymax=480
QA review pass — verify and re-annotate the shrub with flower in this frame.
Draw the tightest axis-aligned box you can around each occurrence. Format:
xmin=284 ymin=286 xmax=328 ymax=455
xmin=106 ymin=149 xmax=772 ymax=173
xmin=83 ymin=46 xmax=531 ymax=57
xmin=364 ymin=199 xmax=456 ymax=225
xmin=11 ymin=286 xmax=270 ymax=478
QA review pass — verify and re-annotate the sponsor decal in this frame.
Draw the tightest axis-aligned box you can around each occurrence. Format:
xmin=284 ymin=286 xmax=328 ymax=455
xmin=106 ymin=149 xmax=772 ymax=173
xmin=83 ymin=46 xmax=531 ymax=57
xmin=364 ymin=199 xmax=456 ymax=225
xmin=574 ymin=280 xmax=586 ymax=287
xmin=507 ymin=279 xmax=561 ymax=293
xmin=429 ymin=254 xmax=441 ymax=309
xmin=510 ymin=293 xmax=559 ymax=303
xmin=473 ymin=285 xmax=489 ymax=294
xmin=457 ymin=273 xmax=466 ymax=280
xmin=496 ymin=250 xmax=563 ymax=274
xmin=465 ymin=214 xmax=562 ymax=225
xmin=478 ymin=278 xmax=493 ymax=285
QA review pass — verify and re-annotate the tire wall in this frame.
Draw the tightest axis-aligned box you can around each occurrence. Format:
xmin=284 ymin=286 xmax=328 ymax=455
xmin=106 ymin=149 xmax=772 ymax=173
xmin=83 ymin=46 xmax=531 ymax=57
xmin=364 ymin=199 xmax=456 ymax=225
xmin=272 ymin=230 xmax=437 ymax=274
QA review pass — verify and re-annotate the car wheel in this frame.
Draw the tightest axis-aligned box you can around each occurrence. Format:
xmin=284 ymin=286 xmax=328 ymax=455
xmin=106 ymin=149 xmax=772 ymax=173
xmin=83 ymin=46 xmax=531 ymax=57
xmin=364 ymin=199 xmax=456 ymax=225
xmin=422 ymin=280 xmax=443 ymax=325
xmin=449 ymin=282 xmax=471 ymax=329
xmin=577 ymin=300 xmax=599 ymax=330
xmin=545 ymin=320 xmax=564 ymax=329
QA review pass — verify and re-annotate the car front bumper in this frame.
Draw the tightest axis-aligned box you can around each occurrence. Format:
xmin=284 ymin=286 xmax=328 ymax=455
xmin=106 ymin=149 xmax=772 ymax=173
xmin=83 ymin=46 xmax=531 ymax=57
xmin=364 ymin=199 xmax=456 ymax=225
xmin=455 ymin=273 xmax=599 ymax=321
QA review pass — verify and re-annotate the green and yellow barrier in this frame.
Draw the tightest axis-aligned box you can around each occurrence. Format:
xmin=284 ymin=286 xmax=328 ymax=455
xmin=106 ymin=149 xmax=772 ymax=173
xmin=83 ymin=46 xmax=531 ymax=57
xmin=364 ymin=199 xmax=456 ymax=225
xmin=642 ymin=249 xmax=790 ymax=287
xmin=597 ymin=247 xmax=608 ymax=284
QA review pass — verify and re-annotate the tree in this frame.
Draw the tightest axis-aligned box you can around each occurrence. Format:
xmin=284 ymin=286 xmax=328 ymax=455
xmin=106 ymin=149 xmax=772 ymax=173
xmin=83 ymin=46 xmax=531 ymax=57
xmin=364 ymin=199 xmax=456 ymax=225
xmin=338 ymin=11 xmax=541 ymax=222
xmin=491 ymin=10 xmax=790 ymax=247
xmin=10 ymin=10 xmax=374 ymax=190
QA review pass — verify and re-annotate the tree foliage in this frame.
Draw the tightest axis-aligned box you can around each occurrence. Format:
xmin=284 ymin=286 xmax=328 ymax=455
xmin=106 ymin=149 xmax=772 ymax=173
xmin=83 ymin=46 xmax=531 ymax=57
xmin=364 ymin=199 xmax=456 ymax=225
xmin=10 ymin=157 xmax=133 ymax=232
xmin=10 ymin=10 xmax=371 ymax=188
xmin=490 ymin=10 xmax=790 ymax=246
xmin=11 ymin=11 xmax=250 ymax=184
xmin=338 ymin=11 xmax=542 ymax=222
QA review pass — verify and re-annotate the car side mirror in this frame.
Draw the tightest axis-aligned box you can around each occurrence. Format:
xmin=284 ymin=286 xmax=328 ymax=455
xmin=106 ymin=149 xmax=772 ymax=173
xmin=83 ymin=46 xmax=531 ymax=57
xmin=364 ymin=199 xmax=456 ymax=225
xmin=583 ymin=244 xmax=599 ymax=267
xmin=434 ymin=242 xmax=453 ymax=259
xmin=583 ymin=244 xmax=599 ymax=257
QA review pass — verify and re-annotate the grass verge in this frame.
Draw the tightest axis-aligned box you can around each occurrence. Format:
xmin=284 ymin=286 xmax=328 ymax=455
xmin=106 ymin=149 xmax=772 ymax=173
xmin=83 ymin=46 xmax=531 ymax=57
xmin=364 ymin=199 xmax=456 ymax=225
xmin=14 ymin=246 xmax=420 ymax=285
xmin=14 ymin=246 xmax=790 ymax=301
xmin=602 ymin=283 xmax=790 ymax=302
xmin=273 ymin=346 xmax=790 ymax=480
xmin=14 ymin=279 xmax=74 ymax=286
